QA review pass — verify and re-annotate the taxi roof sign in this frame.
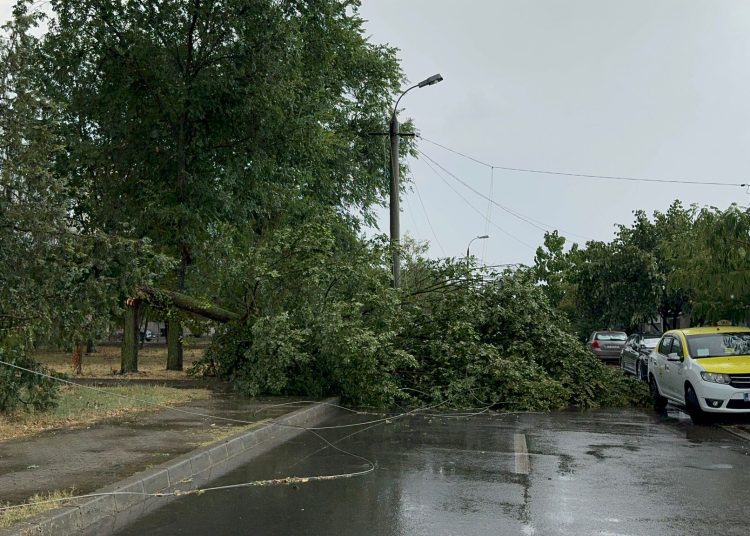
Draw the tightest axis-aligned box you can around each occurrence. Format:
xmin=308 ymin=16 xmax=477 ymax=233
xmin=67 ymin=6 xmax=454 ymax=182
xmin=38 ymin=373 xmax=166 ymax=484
xmin=716 ymin=320 xmax=733 ymax=326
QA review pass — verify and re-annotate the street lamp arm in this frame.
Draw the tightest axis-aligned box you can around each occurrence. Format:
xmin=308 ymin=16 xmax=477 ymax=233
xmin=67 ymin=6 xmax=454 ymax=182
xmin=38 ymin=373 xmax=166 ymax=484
xmin=391 ymin=73 xmax=443 ymax=119
xmin=466 ymin=235 xmax=490 ymax=258
xmin=392 ymin=83 xmax=421 ymax=119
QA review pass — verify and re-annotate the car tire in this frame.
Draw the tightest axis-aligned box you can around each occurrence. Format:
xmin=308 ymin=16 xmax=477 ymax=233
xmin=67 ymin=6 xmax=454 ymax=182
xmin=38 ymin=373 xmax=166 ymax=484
xmin=650 ymin=376 xmax=668 ymax=411
xmin=685 ymin=384 xmax=710 ymax=425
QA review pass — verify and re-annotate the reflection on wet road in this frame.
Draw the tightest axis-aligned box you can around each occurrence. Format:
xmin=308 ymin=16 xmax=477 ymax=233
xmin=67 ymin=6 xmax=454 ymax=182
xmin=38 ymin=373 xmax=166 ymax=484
xmin=116 ymin=406 xmax=750 ymax=536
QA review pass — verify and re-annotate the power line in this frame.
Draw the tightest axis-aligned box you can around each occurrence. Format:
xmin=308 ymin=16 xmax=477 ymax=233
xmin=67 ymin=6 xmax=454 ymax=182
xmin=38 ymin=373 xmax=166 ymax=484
xmin=412 ymin=180 xmax=447 ymax=256
xmin=420 ymin=136 xmax=746 ymax=188
xmin=419 ymin=149 xmax=594 ymax=242
xmin=420 ymin=156 xmax=536 ymax=251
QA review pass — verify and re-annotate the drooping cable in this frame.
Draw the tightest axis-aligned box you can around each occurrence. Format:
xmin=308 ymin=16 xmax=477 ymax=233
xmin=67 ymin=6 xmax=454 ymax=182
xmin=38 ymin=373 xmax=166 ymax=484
xmin=420 ymin=136 xmax=746 ymax=188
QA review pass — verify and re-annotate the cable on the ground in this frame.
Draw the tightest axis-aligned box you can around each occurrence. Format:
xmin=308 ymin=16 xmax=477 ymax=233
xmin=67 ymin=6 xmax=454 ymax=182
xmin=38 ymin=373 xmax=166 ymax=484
xmin=0 ymin=359 xmax=524 ymax=515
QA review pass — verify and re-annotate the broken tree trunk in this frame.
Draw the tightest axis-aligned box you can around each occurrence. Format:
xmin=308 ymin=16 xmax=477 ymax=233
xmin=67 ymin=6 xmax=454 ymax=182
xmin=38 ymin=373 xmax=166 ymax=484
xmin=138 ymin=286 xmax=240 ymax=324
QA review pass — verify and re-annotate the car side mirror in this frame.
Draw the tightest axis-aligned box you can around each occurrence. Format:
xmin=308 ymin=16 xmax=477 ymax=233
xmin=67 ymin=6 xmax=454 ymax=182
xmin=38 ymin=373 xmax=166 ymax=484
xmin=667 ymin=352 xmax=683 ymax=362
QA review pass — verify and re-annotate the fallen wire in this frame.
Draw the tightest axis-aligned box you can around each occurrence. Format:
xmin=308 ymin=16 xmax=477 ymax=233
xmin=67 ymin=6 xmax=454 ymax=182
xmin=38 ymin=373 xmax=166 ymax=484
xmin=0 ymin=359 xmax=523 ymax=514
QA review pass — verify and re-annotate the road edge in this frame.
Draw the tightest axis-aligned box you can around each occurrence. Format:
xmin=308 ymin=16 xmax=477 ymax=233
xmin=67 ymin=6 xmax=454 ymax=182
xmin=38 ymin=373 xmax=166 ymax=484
xmin=2 ymin=397 xmax=339 ymax=536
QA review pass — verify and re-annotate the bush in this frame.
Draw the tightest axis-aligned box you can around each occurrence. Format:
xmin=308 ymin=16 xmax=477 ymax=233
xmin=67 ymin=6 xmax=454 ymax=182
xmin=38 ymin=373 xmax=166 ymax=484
xmin=0 ymin=340 xmax=60 ymax=413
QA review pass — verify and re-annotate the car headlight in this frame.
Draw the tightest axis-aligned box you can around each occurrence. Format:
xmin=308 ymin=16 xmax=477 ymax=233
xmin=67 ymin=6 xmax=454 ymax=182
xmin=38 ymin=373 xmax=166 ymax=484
xmin=700 ymin=372 xmax=732 ymax=384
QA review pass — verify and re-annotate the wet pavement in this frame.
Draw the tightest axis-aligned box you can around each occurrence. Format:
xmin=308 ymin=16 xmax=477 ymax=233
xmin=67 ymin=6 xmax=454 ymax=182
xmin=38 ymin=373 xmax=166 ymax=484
xmin=0 ymin=394 xmax=307 ymax=505
xmin=116 ymin=406 xmax=750 ymax=536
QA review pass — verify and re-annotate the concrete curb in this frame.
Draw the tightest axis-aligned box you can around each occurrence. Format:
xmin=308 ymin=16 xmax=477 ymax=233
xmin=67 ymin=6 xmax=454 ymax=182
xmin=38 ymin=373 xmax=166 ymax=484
xmin=3 ymin=398 xmax=339 ymax=536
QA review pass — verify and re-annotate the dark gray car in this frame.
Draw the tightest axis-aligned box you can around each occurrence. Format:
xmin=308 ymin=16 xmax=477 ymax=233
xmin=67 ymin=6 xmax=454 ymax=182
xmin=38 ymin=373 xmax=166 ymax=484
xmin=620 ymin=332 xmax=660 ymax=380
xmin=588 ymin=331 xmax=628 ymax=362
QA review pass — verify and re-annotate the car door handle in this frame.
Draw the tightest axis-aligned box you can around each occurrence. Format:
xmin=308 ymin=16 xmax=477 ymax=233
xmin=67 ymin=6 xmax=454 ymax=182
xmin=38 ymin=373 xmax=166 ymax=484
xmin=665 ymin=364 xmax=670 ymax=371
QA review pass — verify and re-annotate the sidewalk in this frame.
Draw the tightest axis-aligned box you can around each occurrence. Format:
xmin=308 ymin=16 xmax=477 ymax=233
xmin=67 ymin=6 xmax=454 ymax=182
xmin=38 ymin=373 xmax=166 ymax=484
xmin=0 ymin=390 xmax=311 ymax=506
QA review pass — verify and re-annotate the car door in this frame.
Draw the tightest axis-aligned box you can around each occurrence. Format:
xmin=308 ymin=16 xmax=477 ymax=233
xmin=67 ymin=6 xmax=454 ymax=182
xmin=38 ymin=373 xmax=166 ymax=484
xmin=622 ymin=335 xmax=637 ymax=373
xmin=652 ymin=336 xmax=674 ymax=398
xmin=663 ymin=335 xmax=687 ymax=404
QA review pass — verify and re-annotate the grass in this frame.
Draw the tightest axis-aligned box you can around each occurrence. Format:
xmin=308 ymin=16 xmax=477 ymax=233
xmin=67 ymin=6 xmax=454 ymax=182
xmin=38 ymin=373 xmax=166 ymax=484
xmin=0 ymin=384 xmax=211 ymax=441
xmin=0 ymin=489 xmax=76 ymax=529
xmin=32 ymin=339 xmax=209 ymax=379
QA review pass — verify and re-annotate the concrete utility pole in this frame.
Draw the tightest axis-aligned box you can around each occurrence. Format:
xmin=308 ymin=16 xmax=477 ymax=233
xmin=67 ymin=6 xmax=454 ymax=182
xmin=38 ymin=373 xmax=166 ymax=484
xmin=390 ymin=73 xmax=443 ymax=288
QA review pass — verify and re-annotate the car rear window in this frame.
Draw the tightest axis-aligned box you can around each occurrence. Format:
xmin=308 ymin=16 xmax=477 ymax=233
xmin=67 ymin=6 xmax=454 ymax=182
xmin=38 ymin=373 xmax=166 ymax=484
xmin=595 ymin=333 xmax=627 ymax=341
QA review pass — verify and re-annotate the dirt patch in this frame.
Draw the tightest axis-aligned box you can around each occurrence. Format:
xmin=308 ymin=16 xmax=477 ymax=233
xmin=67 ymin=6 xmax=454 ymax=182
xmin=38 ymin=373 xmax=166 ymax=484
xmin=32 ymin=339 xmax=209 ymax=379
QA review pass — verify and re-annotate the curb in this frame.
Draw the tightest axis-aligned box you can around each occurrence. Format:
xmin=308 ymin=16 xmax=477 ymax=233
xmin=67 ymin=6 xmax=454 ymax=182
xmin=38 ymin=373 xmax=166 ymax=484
xmin=3 ymin=398 xmax=339 ymax=536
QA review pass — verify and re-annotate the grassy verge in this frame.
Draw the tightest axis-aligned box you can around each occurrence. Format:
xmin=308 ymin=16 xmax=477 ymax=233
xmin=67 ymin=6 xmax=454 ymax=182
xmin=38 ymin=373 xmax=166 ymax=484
xmin=0 ymin=490 xmax=76 ymax=529
xmin=0 ymin=384 xmax=211 ymax=441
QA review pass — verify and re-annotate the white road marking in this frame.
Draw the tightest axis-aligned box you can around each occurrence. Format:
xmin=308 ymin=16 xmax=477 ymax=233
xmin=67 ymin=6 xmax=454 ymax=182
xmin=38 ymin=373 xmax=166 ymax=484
xmin=514 ymin=433 xmax=530 ymax=475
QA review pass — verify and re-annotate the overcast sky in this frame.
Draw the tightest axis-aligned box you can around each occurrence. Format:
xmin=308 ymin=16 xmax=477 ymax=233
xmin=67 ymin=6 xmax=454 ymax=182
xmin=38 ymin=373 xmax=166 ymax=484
xmin=359 ymin=0 xmax=750 ymax=266
xmin=2 ymin=0 xmax=749 ymax=267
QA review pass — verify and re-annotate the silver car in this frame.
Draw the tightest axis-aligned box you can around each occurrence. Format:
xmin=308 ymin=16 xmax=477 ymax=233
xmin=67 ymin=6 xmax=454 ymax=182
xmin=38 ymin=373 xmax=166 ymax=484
xmin=588 ymin=331 xmax=628 ymax=362
xmin=620 ymin=333 xmax=660 ymax=380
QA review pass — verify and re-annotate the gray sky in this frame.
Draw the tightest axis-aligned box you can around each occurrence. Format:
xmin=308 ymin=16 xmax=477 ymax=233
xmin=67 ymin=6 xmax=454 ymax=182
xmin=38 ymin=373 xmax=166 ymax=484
xmin=3 ymin=0 xmax=749 ymax=267
xmin=359 ymin=0 xmax=750 ymax=266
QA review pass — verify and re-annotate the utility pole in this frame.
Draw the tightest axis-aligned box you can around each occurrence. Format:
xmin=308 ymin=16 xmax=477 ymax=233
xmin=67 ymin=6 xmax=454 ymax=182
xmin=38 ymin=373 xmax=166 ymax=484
xmin=389 ymin=112 xmax=401 ymax=288
xmin=389 ymin=73 xmax=443 ymax=288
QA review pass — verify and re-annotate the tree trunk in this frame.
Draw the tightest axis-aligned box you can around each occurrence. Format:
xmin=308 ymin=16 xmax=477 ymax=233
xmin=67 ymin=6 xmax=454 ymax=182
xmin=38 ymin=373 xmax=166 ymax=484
xmin=72 ymin=341 xmax=82 ymax=375
xmin=139 ymin=286 xmax=240 ymax=323
xmin=121 ymin=298 xmax=140 ymax=373
xmin=167 ymin=318 xmax=183 ymax=371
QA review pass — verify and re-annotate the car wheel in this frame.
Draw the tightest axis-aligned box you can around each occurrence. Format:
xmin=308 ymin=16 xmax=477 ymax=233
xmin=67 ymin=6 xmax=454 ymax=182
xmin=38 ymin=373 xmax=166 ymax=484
xmin=685 ymin=384 xmax=710 ymax=425
xmin=650 ymin=376 xmax=668 ymax=411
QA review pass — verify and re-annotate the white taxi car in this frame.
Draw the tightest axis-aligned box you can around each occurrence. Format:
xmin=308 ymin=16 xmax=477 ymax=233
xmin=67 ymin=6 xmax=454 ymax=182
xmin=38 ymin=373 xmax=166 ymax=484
xmin=648 ymin=326 xmax=750 ymax=423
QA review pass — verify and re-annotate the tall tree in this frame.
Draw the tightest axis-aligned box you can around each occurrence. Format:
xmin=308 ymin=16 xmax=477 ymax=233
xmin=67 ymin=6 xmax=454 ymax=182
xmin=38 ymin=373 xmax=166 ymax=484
xmin=41 ymin=0 xmax=403 ymax=369
xmin=673 ymin=204 xmax=750 ymax=323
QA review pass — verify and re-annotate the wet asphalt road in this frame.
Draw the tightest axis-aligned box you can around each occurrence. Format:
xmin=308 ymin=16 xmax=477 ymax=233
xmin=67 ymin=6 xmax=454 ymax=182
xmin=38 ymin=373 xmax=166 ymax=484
xmin=116 ymin=406 xmax=750 ymax=536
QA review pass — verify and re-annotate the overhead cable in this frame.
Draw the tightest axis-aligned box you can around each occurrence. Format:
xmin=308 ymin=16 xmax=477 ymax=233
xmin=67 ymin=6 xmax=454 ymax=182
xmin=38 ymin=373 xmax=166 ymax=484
xmin=420 ymin=156 xmax=536 ymax=250
xmin=419 ymin=150 xmax=594 ymax=242
xmin=420 ymin=136 xmax=746 ymax=188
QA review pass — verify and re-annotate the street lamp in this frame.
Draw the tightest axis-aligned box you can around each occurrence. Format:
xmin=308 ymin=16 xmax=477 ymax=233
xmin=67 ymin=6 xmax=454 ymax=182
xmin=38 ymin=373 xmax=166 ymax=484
xmin=466 ymin=235 xmax=489 ymax=259
xmin=390 ymin=73 xmax=444 ymax=288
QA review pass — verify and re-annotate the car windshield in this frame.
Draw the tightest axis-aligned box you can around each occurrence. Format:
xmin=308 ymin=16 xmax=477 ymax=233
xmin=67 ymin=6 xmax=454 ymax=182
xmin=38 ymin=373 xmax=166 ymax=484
xmin=596 ymin=333 xmax=627 ymax=341
xmin=642 ymin=338 xmax=659 ymax=349
xmin=686 ymin=332 xmax=750 ymax=358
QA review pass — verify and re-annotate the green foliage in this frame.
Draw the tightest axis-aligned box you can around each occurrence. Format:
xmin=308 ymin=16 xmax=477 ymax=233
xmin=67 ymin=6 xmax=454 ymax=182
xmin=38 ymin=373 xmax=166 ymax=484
xmin=401 ymin=266 xmax=648 ymax=410
xmin=533 ymin=201 xmax=696 ymax=336
xmin=192 ymin=211 xmax=414 ymax=406
xmin=194 ymin=228 xmax=648 ymax=411
xmin=0 ymin=340 xmax=59 ymax=413
xmin=673 ymin=204 xmax=750 ymax=322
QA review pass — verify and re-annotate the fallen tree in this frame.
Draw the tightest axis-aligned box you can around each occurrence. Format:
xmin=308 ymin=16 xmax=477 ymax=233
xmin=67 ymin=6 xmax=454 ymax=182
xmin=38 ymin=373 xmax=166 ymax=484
xmin=120 ymin=287 xmax=242 ymax=373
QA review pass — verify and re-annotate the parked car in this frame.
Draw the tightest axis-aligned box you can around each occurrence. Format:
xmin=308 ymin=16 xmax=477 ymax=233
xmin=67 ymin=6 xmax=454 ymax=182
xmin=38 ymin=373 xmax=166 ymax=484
xmin=140 ymin=330 xmax=156 ymax=342
xmin=648 ymin=326 xmax=750 ymax=424
xmin=620 ymin=333 xmax=661 ymax=381
xmin=587 ymin=331 xmax=628 ymax=362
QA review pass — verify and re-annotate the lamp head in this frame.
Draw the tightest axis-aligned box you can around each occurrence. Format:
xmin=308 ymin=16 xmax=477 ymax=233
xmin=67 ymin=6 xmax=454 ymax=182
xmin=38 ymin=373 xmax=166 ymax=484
xmin=418 ymin=73 xmax=443 ymax=88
